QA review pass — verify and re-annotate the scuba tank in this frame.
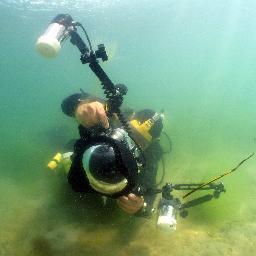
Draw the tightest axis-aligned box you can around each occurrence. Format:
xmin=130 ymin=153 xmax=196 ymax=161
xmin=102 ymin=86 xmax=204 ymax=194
xmin=130 ymin=111 xmax=164 ymax=150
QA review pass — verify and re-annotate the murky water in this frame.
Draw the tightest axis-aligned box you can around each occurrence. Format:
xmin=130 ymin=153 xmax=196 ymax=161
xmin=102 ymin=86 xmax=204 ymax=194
xmin=0 ymin=1 xmax=255 ymax=255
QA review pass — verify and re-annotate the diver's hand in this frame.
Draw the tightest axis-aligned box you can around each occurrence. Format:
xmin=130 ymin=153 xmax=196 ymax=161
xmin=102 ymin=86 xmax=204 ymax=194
xmin=75 ymin=101 xmax=109 ymax=129
xmin=117 ymin=193 xmax=144 ymax=214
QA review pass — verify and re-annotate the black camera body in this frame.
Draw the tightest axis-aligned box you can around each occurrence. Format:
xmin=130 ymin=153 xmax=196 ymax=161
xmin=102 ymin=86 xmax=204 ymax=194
xmin=67 ymin=125 xmax=144 ymax=198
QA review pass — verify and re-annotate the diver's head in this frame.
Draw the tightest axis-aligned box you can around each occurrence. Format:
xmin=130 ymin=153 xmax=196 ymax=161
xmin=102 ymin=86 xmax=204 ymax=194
xmin=129 ymin=109 xmax=164 ymax=150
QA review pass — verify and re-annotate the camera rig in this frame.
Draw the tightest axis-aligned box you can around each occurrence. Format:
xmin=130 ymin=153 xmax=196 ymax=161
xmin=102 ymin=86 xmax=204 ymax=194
xmin=151 ymin=181 xmax=226 ymax=218
xmin=37 ymin=14 xmax=254 ymax=220
xmin=67 ymin=21 xmax=254 ymax=215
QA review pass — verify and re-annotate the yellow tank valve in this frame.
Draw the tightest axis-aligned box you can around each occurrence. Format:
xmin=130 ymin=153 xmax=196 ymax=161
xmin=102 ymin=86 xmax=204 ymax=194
xmin=47 ymin=153 xmax=62 ymax=170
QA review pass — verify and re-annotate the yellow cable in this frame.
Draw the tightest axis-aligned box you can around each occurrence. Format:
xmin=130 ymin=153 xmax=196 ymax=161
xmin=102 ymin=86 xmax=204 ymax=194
xmin=183 ymin=152 xmax=254 ymax=199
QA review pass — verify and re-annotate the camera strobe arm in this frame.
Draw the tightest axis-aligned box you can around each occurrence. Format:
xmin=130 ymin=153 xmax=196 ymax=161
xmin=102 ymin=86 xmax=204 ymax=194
xmin=69 ymin=30 xmax=131 ymax=134
xmin=69 ymin=30 xmax=89 ymax=55
xmin=69 ymin=30 xmax=124 ymax=113
xmin=172 ymin=182 xmax=226 ymax=193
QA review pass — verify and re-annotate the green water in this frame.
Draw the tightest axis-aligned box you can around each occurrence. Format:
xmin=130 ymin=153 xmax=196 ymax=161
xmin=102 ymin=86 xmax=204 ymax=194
xmin=0 ymin=1 xmax=256 ymax=255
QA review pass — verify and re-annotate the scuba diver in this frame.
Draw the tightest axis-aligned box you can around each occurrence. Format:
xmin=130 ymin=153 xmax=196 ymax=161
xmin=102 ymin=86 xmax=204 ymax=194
xmin=61 ymin=88 xmax=164 ymax=216
xmin=37 ymin=14 xmax=254 ymax=230
xmin=36 ymin=13 xmax=172 ymax=219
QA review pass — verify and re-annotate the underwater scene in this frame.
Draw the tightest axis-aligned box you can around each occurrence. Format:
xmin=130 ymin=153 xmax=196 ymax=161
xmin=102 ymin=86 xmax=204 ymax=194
xmin=0 ymin=0 xmax=256 ymax=255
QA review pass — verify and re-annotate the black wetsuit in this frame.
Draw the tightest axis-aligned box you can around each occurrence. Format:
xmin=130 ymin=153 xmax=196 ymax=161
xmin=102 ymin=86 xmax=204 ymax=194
xmin=61 ymin=93 xmax=163 ymax=216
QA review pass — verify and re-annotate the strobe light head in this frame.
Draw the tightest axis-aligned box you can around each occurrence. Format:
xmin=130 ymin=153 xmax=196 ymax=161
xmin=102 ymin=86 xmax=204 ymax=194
xmin=36 ymin=14 xmax=74 ymax=58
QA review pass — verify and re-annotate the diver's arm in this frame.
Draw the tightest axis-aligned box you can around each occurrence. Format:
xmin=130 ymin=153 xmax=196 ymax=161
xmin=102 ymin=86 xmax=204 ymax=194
xmin=61 ymin=93 xmax=108 ymax=128
xmin=116 ymin=161 xmax=158 ymax=216
xmin=116 ymin=194 xmax=144 ymax=214
xmin=116 ymin=184 xmax=155 ymax=216
xmin=75 ymin=101 xmax=109 ymax=129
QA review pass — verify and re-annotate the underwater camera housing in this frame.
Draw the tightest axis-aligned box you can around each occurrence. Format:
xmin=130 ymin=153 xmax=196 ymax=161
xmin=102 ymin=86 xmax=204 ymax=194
xmin=68 ymin=125 xmax=145 ymax=198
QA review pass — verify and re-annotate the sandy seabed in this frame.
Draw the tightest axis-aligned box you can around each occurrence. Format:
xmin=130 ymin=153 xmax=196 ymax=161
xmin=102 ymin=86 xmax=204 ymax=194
xmin=1 ymin=174 xmax=256 ymax=256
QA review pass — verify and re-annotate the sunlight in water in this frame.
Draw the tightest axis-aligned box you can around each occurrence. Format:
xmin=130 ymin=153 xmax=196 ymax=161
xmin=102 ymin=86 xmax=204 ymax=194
xmin=0 ymin=0 xmax=121 ymax=11
xmin=207 ymin=0 xmax=243 ymax=80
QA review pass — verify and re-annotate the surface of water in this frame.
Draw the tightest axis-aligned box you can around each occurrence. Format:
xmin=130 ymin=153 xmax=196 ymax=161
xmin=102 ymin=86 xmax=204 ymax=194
xmin=0 ymin=1 xmax=256 ymax=255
